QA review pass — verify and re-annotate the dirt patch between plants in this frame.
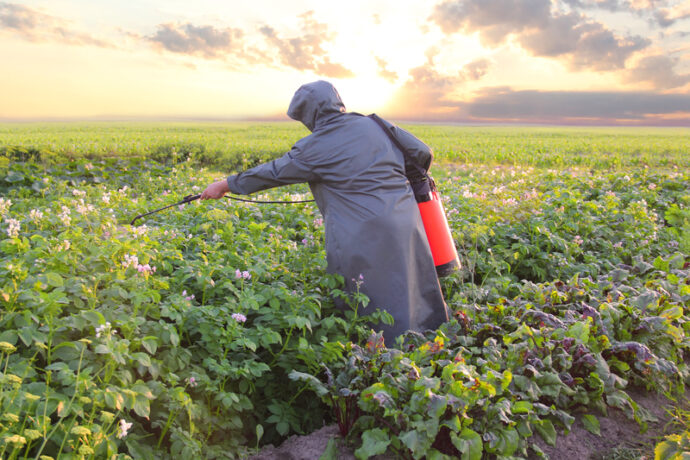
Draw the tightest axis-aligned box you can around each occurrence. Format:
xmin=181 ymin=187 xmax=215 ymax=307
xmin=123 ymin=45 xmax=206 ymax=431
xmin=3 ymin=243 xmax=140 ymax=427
xmin=250 ymin=388 xmax=685 ymax=460
xmin=530 ymin=388 xmax=683 ymax=460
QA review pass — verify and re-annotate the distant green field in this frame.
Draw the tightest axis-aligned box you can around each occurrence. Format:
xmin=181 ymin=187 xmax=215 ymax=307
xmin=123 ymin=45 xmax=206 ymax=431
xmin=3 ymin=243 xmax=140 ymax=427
xmin=1 ymin=122 xmax=688 ymax=170
xmin=1 ymin=122 xmax=689 ymax=459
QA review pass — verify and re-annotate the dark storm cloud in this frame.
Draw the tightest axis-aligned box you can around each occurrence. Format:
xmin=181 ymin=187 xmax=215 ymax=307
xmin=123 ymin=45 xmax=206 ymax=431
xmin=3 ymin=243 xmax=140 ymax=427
xmin=259 ymin=11 xmax=353 ymax=78
xmin=460 ymin=87 xmax=690 ymax=121
xmin=624 ymin=54 xmax=690 ymax=89
xmin=147 ymin=23 xmax=243 ymax=59
xmin=430 ymin=0 xmax=650 ymax=70
xmin=0 ymin=1 xmax=112 ymax=47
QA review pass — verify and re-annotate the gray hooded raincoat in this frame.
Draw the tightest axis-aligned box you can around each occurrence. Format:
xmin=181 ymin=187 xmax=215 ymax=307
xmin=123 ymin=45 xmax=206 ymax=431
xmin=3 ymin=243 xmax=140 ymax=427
xmin=227 ymin=81 xmax=448 ymax=340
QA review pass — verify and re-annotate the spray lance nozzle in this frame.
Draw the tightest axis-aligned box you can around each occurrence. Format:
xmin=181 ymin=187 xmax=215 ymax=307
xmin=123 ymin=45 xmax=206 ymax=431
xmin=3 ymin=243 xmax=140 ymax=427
xmin=129 ymin=193 xmax=201 ymax=226
xmin=129 ymin=191 xmax=315 ymax=226
xmin=180 ymin=194 xmax=202 ymax=203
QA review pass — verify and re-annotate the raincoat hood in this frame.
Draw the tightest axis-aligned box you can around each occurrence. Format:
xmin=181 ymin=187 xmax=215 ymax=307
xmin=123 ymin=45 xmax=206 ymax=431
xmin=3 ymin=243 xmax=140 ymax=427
xmin=287 ymin=81 xmax=346 ymax=132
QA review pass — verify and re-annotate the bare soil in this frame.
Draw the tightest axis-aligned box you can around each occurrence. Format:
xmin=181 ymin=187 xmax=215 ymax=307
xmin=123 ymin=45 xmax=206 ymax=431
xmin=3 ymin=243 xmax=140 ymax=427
xmin=250 ymin=388 xmax=685 ymax=460
xmin=530 ymin=388 xmax=682 ymax=460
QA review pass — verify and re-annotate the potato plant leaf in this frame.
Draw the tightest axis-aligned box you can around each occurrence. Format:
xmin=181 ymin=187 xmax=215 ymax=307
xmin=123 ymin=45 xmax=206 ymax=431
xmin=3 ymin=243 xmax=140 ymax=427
xmin=582 ymin=414 xmax=600 ymax=436
xmin=355 ymin=428 xmax=390 ymax=460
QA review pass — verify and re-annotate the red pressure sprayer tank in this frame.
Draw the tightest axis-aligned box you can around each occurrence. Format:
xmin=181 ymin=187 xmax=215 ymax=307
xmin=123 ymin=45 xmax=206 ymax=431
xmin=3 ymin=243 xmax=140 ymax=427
xmin=415 ymin=188 xmax=460 ymax=277
xmin=366 ymin=112 xmax=460 ymax=277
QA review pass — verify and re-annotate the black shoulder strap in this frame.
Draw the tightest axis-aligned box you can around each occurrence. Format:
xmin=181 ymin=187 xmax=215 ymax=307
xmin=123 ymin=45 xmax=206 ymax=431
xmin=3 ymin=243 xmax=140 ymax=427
xmin=368 ymin=114 xmax=408 ymax=156
xmin=367 ymin=114 xmax=428 ymax=180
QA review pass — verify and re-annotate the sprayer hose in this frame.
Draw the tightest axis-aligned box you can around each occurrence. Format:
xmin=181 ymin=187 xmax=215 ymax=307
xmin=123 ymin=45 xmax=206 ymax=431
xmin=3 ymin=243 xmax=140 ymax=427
xmin=225 ymin=195 xmax=314 ymax=204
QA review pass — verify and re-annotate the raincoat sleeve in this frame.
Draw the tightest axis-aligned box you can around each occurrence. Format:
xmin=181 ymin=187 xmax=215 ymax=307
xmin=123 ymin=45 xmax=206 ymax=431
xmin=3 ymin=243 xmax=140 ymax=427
xmin=226 ymin=146 xmax=316 ymax=195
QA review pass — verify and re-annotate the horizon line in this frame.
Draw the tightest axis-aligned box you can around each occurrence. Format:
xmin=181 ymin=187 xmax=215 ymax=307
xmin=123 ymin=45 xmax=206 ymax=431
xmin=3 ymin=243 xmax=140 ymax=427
xmin=0 ymin=115 xmax=689 ymax=128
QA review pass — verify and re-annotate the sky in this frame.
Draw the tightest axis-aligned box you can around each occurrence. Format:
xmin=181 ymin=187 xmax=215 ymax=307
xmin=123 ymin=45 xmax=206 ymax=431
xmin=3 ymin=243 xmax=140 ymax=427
xmin=1 ymin=0 xmax=689 ymax=125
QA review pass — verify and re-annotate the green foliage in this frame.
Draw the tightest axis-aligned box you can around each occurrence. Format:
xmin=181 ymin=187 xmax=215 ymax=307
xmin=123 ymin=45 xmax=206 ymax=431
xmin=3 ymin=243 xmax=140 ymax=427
xmin=1 ymin=122 xmax=689 ymax=170
xmin=651 ymin=399 xmax=690 ymax=460
xmin=0 ymin=157 xmax=389 ymax=458
xmin=0 ymin=122 xmax=309 ymax=173
xmin=597 ymin=447 xmax=646 ymax=460
xmin=298 ymin=249 xmax=689 ymax=458
xmin=655 ymin=432 xmax=690 ymax=460
xmin=665 ymin=203 xmax=690 ymax=254
xmin=1 ymin=124 xmax=689 ymax=459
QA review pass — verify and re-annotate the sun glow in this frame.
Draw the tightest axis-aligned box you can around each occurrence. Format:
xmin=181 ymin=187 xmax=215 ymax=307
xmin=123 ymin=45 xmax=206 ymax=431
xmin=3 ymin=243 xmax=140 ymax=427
xmin=332 ymin=77 xmax=398 ymax=115
xmin=0 ymin=0 xmax=686 ymax=124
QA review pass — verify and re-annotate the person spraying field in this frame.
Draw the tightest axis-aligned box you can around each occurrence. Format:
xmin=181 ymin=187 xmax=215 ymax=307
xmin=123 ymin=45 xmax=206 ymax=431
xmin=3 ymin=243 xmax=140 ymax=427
xmin=201 ymin=80 xmax=451 ymax=342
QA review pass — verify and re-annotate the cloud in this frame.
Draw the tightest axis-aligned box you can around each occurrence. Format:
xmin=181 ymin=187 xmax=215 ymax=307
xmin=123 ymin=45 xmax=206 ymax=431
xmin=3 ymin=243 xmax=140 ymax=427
xmin=430 ymin=0 xmax=649 ymax=70
xmin=0 ymin=2 xmax=112 ymax=47
xmin=458 ymin=87 xmax=690 ymax=123
xmin=315 ymin=58 xmax=354 ymax=78
xmin=147 ymin=23 xmax=243 ymax=59
xmin=562 ymin=0 xmax=677 ymax=13
xmin=385 ymin=67 xmax=461 ymax=118
xmin=0 ymin=1 xmax=39 ymax=30
xmin=562 ymin=0 xmax=659 ymax=12
xmin=460 ymin=58 xmax=492 ymax=80
xmin=653 ymin=3 xmax=690 ymax=26
xmin=431 ymin=0 xmax=551 ymax=45
xmin=624 ymin=54 xmax=690 ymax=88
xmin=142 ymin=11 xmax=352 ymax=76
xmin=385 ymin=54 xmax=492 ymax=118
xmin=519 ymin=14 xmax=649 ymax=70
xmin=375 ymin=57 xmax=398 ymax=82
xmin=562 ymin=0 xmax=690 ymax=27
xmin=259 ymin=11 xmax=353 ymax=78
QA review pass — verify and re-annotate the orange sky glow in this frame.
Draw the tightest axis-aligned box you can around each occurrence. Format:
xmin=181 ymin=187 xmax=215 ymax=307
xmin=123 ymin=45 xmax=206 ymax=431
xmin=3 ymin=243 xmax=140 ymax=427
xmin=1 ymin=0 xmax=689 ymax=125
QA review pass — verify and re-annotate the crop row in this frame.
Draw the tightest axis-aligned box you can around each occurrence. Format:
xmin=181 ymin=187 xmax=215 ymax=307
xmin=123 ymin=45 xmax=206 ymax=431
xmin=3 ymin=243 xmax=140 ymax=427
xmin=0 ymin=136 xmax=689 ymax=458
xmin=2 ymin=122 xmax=689 ymax=170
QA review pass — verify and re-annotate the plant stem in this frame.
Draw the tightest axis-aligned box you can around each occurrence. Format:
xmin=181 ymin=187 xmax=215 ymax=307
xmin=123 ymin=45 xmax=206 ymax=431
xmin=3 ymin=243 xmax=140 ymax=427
xmin=287 ymin=383 xmax=308 ymax=405
xmin=34 ymin=344 xmax=87 ymax=459
xmin=269 ymin=325 xmax=295 ymax=368
xmin=157 ymin=409 xmax=178 ymax=449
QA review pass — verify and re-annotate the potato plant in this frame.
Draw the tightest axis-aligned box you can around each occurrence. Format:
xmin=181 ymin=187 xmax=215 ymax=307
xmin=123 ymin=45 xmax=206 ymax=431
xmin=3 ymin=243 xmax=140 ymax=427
xmin=1 ymin=125 xmax=688 ymax=459
xmin=0 ymin=156 xmax=393 ymax=459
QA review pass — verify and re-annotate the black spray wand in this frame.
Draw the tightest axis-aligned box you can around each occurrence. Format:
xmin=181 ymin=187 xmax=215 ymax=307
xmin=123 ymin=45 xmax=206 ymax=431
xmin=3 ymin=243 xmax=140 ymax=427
xmin=129 ymin=193 xmax=314 ymax=226
xmin=130 ymin=194 xmax=201 ymax=225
